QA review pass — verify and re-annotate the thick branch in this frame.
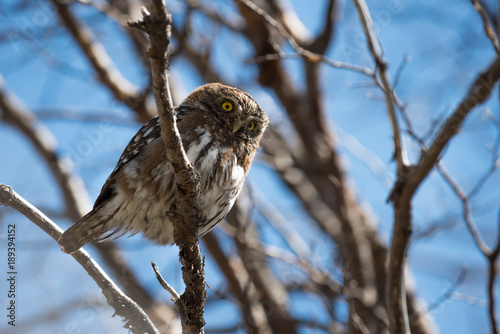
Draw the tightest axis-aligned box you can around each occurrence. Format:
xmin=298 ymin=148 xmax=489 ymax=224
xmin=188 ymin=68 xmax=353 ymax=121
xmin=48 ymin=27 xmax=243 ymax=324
xmin=0 ymin=184 xmax=158 ymax=334
xmin=388 ymin=56 xmax=500 ymax=334
xmin=411 ymin=56 xmax=500 ymax=194
xmin=129 ymin=1 xmax=206 ymax=333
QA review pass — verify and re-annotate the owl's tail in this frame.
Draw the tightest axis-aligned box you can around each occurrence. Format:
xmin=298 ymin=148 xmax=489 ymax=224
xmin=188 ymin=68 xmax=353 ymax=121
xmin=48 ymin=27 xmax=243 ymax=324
xmin=58 ymin=209 xmax=106 ymax=254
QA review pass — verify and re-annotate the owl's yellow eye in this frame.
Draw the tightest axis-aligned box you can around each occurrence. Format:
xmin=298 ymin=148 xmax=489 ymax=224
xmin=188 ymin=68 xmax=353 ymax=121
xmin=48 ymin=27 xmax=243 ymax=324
xmin=221 ymin=101 xmax=233 ymax=112
xmin=248 ymin=121 xmax=255 ymax=131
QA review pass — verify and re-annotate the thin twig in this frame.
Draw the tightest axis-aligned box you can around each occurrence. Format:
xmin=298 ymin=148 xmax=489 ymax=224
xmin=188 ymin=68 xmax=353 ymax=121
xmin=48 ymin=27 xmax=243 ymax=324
xmin=415 ymin=267 xmax=467 ymax=315
xmin=244 ymin=53 xmax=375 ymax=77
xmin=238 ymin=0 xmax=374 ymax=78
xmin=468 ymin=115 xmax=500 ymax=198
xmin=393 ymin=54 xmax=411 ymax=88
xmin=472 ymin=0 xmax=500 ymax=55
xmin=352 ymin=0 xmax=405 ymax=170
xmin=151 ymin=261 xmax=180 ymax=301
xmin=436 ymin=163 xmax=490 ymax=255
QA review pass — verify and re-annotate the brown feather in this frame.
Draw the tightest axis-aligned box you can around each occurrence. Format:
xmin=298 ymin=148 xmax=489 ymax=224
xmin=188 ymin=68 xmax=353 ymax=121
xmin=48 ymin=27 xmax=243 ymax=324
xmin=58 ymin=83 xmax=268 ymax=252
xmin=58 ymin=202 xmax=110 ymax=254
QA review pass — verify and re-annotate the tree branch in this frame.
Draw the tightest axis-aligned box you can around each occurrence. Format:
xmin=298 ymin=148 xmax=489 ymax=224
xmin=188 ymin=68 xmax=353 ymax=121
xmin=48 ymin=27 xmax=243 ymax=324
xmin=388 ymin=56 xmax=500 ymax=334
xmin=151 ymin=261 xmax=180 ymax=301
xmin=472 ymin=0 xmax=500 ymax=55
xmin=0 ymin=184 xmax=158 ymax=334
xmin=486 ymin=201 xmax=500 ymax=334
xmin=411 ymin=57 xmax=500 ymax=192
xmin=238 ymin=0 xmax=373 ymax=77
xmin=129 ymin=1 xmax=206 ymax=333
xmin=352 ymin=0 xmax=405 ymax=170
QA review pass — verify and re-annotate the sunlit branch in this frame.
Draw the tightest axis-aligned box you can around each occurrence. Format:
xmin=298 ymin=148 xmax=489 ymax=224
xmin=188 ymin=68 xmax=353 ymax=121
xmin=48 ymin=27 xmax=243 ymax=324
xmin=472 ymin=0 xmax=500 ymax=55
xmin=129 ymin=1 xmax=206 ymax=332
xmin=0 ymin=184 xmax=158 ymax=334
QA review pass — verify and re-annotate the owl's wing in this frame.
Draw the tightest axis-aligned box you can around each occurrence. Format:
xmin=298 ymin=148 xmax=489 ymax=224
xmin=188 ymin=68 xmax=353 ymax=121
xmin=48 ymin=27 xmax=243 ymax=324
xmin=93 ymin=116 xmax=162 ymax=208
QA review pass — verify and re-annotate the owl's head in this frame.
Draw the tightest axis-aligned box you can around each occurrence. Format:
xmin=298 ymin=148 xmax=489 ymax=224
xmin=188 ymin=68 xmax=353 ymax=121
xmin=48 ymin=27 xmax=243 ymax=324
xmin=179 ymin=83 xmax=268 ymax=148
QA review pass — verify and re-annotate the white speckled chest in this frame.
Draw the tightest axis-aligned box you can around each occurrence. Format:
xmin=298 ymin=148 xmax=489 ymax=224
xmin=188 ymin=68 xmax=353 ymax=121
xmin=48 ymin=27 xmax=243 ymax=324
xmin=98 ymin=129 xmax=246 ymax=245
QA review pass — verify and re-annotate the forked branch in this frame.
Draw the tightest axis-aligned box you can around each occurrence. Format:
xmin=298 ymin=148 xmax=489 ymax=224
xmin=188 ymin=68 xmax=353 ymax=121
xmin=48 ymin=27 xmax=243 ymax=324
xmin=388 ymin=56 xmax=500 ymax=334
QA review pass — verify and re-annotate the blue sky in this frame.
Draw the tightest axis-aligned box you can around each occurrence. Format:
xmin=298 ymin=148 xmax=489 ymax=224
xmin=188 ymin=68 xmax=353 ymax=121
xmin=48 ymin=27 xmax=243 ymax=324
xmin=1 ymin=0 xmax=500 ymax=333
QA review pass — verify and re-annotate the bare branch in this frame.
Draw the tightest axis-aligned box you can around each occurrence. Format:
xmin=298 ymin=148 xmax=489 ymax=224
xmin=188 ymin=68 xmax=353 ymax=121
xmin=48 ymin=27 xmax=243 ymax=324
xmin=0 ymin=184 xmax=159 ymax=334
xmin=414 ymin=268 xmax=467 ymax=315
xmin=151 ymin=261 xmax=180 ymax=301
xmin=472 ymin=0 xmax=500 ymax=55
xmin=129 ymin=1 xmax=206 ymax=332
xmin=352 ymin=0 xmax=405 ymax=170
xmin=437 ymin=164 xmax=490 ymax=255
xmin=388 ymin=56 xmax=500 ymax=334
xmin=244 ymin=52 xmax=375 ymax=76
xmin=412 ymin=57 xmax=500 ymax=193
xmin=238 ymin=0 xmax=373 ymax=77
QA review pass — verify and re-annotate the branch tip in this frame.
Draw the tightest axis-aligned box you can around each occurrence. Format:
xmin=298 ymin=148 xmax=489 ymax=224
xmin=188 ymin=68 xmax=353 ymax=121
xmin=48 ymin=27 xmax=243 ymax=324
xmin=151 ymin=261 xmax=180 ymax=301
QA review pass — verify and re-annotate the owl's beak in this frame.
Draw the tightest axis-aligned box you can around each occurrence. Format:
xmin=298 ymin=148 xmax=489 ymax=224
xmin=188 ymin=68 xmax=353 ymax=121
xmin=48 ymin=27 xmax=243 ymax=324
xmin=232 ymin=118 xmax=244 ymax=133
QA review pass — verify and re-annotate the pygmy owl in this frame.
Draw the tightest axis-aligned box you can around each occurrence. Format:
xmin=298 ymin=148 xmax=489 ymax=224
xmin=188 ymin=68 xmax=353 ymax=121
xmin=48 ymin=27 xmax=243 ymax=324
xmin=59 ymin=83 xmax=268 ymax=254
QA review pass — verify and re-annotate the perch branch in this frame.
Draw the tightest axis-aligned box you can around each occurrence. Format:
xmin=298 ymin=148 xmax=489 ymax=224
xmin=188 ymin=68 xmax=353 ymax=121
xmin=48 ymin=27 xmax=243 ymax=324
xmin=0 ymin=184 xmax=158 ymax=334
xmin=129 ymin=1 xmax=206 ymax=332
